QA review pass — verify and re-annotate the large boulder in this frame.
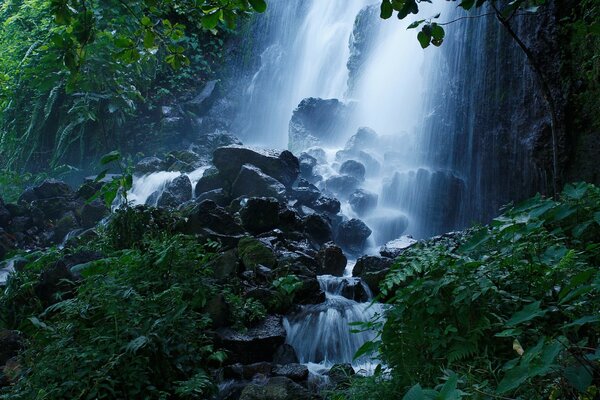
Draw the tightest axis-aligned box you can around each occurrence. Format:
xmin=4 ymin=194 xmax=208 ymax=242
xmin=289 ymin=97 xmax=353 ymax=153
xmin=195 ymin=167 xmax=225 ymax=196
xmin=157 ymin=175 xmax=192 ymax=208
xmin=134 ymin=156 xmax=164 ymax=175
xmin=80 ymin=200 xmax=108 ymax=229
xmin=336 ymin=219 xmax=372 ymax=255
xmin=312 ymin=196 xmax=341 ymax=215
xmin=353 ymin=255 xmax=394 ymax=295
xmin=273 ymin=344 xmax=299 ymax=365
xmin=298 ymin=153 xmax=317 ymax=180
xmin=380 ymin=236 xmax=418 ymax=258
xmin=271 ymin=364 xmax=309 ymax=382
xmin=348 ymin=189 xmax=378 ymax=216
xmin=339 ymin=160 xmax=366 ymax=182
xmin=213 ymin=146 xmax=299 ymax=187
xmin=238 ymin=237 xmax=278 ymax=270
xmin=316 ymin=243 xmax=347 ymax=276
xmin=327 ymin=363 xmax=356 ymax=388
xmin=303 ymin=214 xmax=333 ymax=247
xmin=239 ymin=197 xmax=280 ymax=234
xmin=209 ymin=249 xmax=240 ymax=281
xmin=216 ymin=315 xmax=286 ymax=364
xmin=239 ymin=376 xmax=312 ymax=400
xmin=231 ymin=165 xmax=287 ymax=200
xmin=184 ymin=200 xmax=244 ymax=236
xmin=324 ymin=175 xmax=360 ymax=199
xmin=33 ymin=179 xmax=74 ymax=199
xmin=344 ymin=127 xmax=379 ymax=151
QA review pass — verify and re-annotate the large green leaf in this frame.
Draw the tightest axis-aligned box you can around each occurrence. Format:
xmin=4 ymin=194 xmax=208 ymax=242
xmin=248 ymin=0 xmax=267 ymax=13
xmin=505 ymin=301 xmax=546 ymax=326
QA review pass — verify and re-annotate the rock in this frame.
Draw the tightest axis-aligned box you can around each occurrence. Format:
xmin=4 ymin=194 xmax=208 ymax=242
xmin=316 ymin=243 xmax=347 ymax=276
xmin=0 ymin=197 xmax=10 ymax=228
xmin=348 ymin=189 xmax=378 ymax=216
xmin=272 ymin=364 xmax=309 ymax=382
xmin=209 ymin=249 xmax=240 ymax=280
xmin=289 ymin=97 xmax=352 ymax=153
xmin=185 ymin=79 xmax=218 ymax=114
xmin=324 ymin=175 xmax=360 ymax=199
xmin=312 ymin=196 xmax=341 ymax=214
xmin=298 ymin=153 xmax=317 ymax=180
xmin=31 ymin=197 xmax=76 ymax=220
xmin=157 ymin=175 xmax=192 ymax=208
xmin=353 ymin=256 xmax=394 ymax=295
xmin=223 ymin=362 xmax=273 ymax=380
xmin=232 ymin=165 xmax=287 ymax=200
xmin=240 ymin=197 xmax=280 ymax=234
xmin=239 ymin=376 xmax=312 ymax=400
xmin=291 ymin=186 xmax=321 ymax=205
xmin=214 ymin=146 xmax=300 ymax=187
xmin=165 ymin=150 xmax=202 ymax=172
xmin=339 ymin=160 xmax=366 ymax=182
xmin=0 ymin=228 xmax=14 ymax=260
xmin=80 ymin=200 xmax=108 ymax=229
xmin=204 ymin=293 xmax=229 ymax=328
xmin=33 ymin=179 xmax=73 ymax=199
xmin=302 ymin=214 xmax=333 ymax=247
xmin=238 ymin=236 xmax=278 ymax=270
xmin=191 ymin=130 xmax=243 ymax=160
xmin=305 ymin=147 xmax=327 ymax=164
xmin=8 ymin=216 xmax=32 ymax=233
xmin=273 ymin=344 xmax=299 ymax=364
xmin=195 ymin=168 xmax=224 ymax=196
xmin=134 ymin=156 xmax=164 ymax=175
xmin=380 ymin=236 xmax=418 ymax=258
xmin=336 ymin=219 xmax=372 ymax=255
xmin=184 ymin=200 xmax=244 ymax=236
xmin=196 ymin=188 xmax=229 ymax=206
xmin=18 ymin=187 xmax=37 ymax=204
xmin=336 ymin=149 xmax=381 ymax=178
xmin=0 ymin=330 xmax=22 ymax=365
xmin=34 ymin=261 xmax=75 ymax=306
xmin=339 ymin=278 xmax=370 ymax=302
xmin=52 ymin=211 xmax=80 ymax=244
xmin=347 ymin=4 xmax=379 ymax=91
xmin=294 ymin=276 xmax=326 ymax=305
xmin=344 ymin=127 xmax=379 ymax=151
xmin=216 ymin=315 xmax=286 ymax=364
xmin=327 ymin=363 xmax=355 ymax=388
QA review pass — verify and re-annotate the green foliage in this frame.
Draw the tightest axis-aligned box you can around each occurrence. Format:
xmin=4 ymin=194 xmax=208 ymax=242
xmin=88 ymin=150 xmax=133 ymax=208
xmin=346 ymin=183 xmax=600 ymax=399
xmin=271 ymin=274 xmax=303 ymax=311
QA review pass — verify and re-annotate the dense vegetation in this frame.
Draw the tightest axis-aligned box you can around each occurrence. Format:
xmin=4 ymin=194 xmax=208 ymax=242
xmin=334 ymin=183 xmax=600 ymax=399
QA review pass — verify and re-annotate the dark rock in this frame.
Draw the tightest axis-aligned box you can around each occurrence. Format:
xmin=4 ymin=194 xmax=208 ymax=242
xmin=327 ymin=363 xmax=355 ymax=388
xmin=339 ymin=160 xmax=366 ymax=182
xmin=316 ymin=243 xmax=347 ymax=276
xmin=232 ymin=165 xmax=287 ymax=200
xmin=145 ymin=191 xmax=160 ymax=206
xmin=195 ymin=168 xmax=224 ymax=196
xmin=134 ymin=156 xmax=164 ymax=175
xmin=8 ymin=216 xmax=32 ymax=233
xmin=196 ymin=188 xmax=229 ymax=206
xmin=33 ymin=179 xmax=73 ymax=199
xmin=295 ymin=276 xmax=326 ymax=305
xmin=209 ymin=249 xmax=240 ymax=280
xmin=312 ymin=196 xmax=341 ymax=214
xmin=213 ymin=146 xmax=299 ymax=187
xmin=80 ymin=200 xmax=108 ymax=229
xmin=52 ymin=211 xmax=80 ymax=244
xmin=336 ymin=149 xmax=381 ymax=178
xmin=240 ymin=197 xmax=280 ymax=234
xmin=380 ymin=236 xmax=418 ymax=258
xmin=17 ymin=187 xmax=37 ymax=204
xmin=238 ymin=236 xmax=278 ymax=270
xmin=336 ymin=219 xmax=372 ymax=255
xmin=303 ymin=214 xmax=333 ymax=247
xmin=0 ymin=197 xmax=10 ymax=228
xmin=291 ymin=186 xmax=321 ymax=205
xmin=347 ymin=4 xmax=379 ymax=91
xmin=165 ymin=150 xmax=202 ymax=172
xmin=0 ymin=330 xmax=22 ymax=365
xmin=324 ymin=175 xmax=360 ymax=199
xmin=223 ymin=362 xmax=273 ymax=380
xmin=184 ymin=200 xmax=244 ymax=236
xmin=289 ymin=97 xmax=352 ymax=153
xmin=34 ymin=261 xmax=75 ymax=306
xmin=204 ymin=293 xmax=229 ymax=328
xmin=305 ymin=147 xmax=327 ymax=164
xmin=272 ymin=364 xmax=309 ymax=382
xmin=216 ymin=315 xmax=286 ymax=364
xmin=191 ymin=130 xmax=243 ymax=160
xmin=298 ymin=153 xmax=317 ymax=179
xmin=239 ymin=376 xmax=312 ymax=400
xmin=348 ymin=189 xmax=378 ymax=216
xmin=185 ymin=79 xmax=218 ymax=114
xmin=339 ymin=278 xmax=370 ymax=302
xmin=353 ymin=256 xmax=394 ymax=295
xmin=157 ymin=175 xmax=192 ymax=208
xmin=31 ymin=197 xmax=78 ymax=220
xmin=273 ymin=344 xmax=299 ymax=365
xmin=0 ymin=228 xmax=14 ymax=260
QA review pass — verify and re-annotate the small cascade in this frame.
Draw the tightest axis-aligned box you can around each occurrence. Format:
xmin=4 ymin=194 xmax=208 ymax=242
xmin=284 ymin=272 xmax=383 ymax=378
xmin=128 ymin=166 xmax=208 ymax=206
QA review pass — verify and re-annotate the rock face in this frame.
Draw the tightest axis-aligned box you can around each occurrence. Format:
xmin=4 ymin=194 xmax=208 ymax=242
xmin=347 ymin=5 xmax=379 ymax=92
xmin=232 ymin=165 xmax=287 ymax=200
xmin=336 ymin=219 xmax=372 ymax=255
xmin=348 ymin=189 xmax=378 ymax=216
xmin=157 ymin=175 xmax=192 ymax=208
xmin=239 ymin=376 xmax=312 ymax=400
xmin=288 ymin=97 xmax=353 ymax=153
xmin=316 ymin=243 xmax=347 ymax=276
xmin=239 ymin=198 xmax=280 ymax=234
xmin=213 ymin=146 xmax=299 ymax=187
xmin=216 ymin=315 xmax=286 ymax=364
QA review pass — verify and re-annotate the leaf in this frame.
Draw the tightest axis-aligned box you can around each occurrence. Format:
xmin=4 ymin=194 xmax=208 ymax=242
xmin=562 ymin=182 xmax=588 ymax=200
xmin=100 ymin=150 xmax=121 ymax=165
xmin=403 ymin=384 xmax=426 ymax=400
xmin=495 ymin=328 xmax=522 ymax=337
xmin=459 ymin=0 xmax=476 ymax=10
xmin=505 ymin=301 xmax=546 ymax=326
xmin=417 ymin=30 xmax=431 ymax=48
xmin=380 ymin=0 xmax=394 ymax=19
xmin=563 ymin=315 xmax=600 ymax=329
xmin=202 ymin=11 xmax=221 ymax=30
xmin=564 ymin=364 xmax=593 ymax=393
xmin=126 ymin=336 xmax=149 ymax=353
xmin=248 ymin=0 xmax=267 ymax=13
xmin=512 ymin=339 xmax=524 ymax=356
xmin=353 ymin=340 xmax=379 ymax=360
xmin=407 ymin=19 xmax=425 ymax=29
xmin=438 ymin=372 xmax=459 ymax=400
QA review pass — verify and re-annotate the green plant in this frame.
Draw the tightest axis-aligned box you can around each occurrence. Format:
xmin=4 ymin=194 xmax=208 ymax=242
xmin=271 ymin=274 xmax=303 ymax=311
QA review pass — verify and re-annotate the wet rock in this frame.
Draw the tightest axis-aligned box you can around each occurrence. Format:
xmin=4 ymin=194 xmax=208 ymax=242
xmin=165 ymin=150 xmax=202 ymax=172
xmin=239 ymin=376 xmax=312 ymax=400
xmin=303 ymin=214 xmax=333 ymax=247
xmin=196 ymin=188 xmax=229 ymax=206
xmin=291 ymin=186 xmax=321 ymax=205
xmin=339 ymin=160 xmax=366 ymax=182
xmin=204 ymin=293 xmax=229 ymax=328
xmin=380 ymin=236 xmax=418 ymax=258
xmin=195 ymin=168 xmax=224 ymax=196
xmin=299 ymin=153 xmax=317 ymax=179
xmin=312 ymin=196 xmax=341 ymax=215
xmin=316 ymin=243 xmax=347 ymax=276
xmin=324 ymin=175 xmax=360 ymax=199
xmin=214 ymin=146 xmax=299 ymax=187
xmin=305 ymin=147 xmax=327 ymax=164
xmin=31 ymin=197 xmax=75 ymax=220
xmin=157 ymin=175 xmax=192 ymax=208
xmin=185 ymin=79 xmax=218 ymax=114
xmin=0 ymin=197 xmax=10 ymax=228
xmin=289 ymin=97 xmax=352 ymax=153
xmin=272 ymin=364 xmax=309 ymax=382
xmin=80 ymin=200 xmax=108 ymax=229
xmin=349 ymin=189 xmax=378 ymax=216
xmin=240 ymin=197 xmax=280 ymax=234
xmin=238 ymin=236 xmax=278 ymax=270
xmin=339 ymin=279 xmax=370 ymax=302
xmin=134 ymin=156 xmax=164 ymax=175
xmin=336 ymin=149 xmax=381 ymax=178
xmin=223 ymin=362 xmax=273 ymax=380
xmin=52 ymin=211 xmax=80 ymax=244
xmin=8 ymin=216 xmax=32 ymax=233
xmin=327 ymin=363 xmax=355 ymax=388
xmin=34 ymin=261 xmax=75 ymax=306
xmin=295 ymin=276 xmax=326 ymax=305
xmin=0 ymin=330 xmax=22 ymax=365
xmin=353 ymin=256 xmax=394 ymax=295
xmin=273 ymin=344 xmax=299 ymax=365
xmin=184 ymin=200 xmax=244 ymax=236
xmin=191 ymin=130 xmax=243 ymax=159
xmin=216 ymin=315 xmax=286 ymax=364
xmin=209 ymin=249 xmax=240 ymax=280
xmin=18 ymin=187 xmax=37 ymax=204
xmin=232 ymin=165 xmax=287 ymax=200
xmin=336 ymin=219 xmax=372 ymax=255
xmin=33 ymin=179 xmax=73 ymax=199
xmin=344 ymin=127 xmax=379 ymax=151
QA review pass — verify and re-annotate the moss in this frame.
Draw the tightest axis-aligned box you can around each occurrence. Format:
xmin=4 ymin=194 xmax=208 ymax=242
xmin=237 ymin=236 xmax=277 ymax=271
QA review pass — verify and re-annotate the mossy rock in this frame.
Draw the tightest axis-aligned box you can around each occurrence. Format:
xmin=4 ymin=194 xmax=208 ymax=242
xmin=238 ymin=236 xmax=277 ymax=270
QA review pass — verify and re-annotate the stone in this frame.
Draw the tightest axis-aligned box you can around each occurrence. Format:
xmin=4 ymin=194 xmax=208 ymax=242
xmin=134 ymin=156 xmax=164 ymax=175
xmin=232 ymin=165 xmax=287 ymax=200
xmin=185 ymin=79 xmax=218 ymax=114
xmin=195 ymin=169 xmax=224 ymax=196
xmin=238 ymin=236 xmax=278 ymax=270
xmin=52 ymin=211 xmax=80 ymax=244
xmin=216 ymin=315 xmax=286 ymax=364
xmin=272 ymin=364 xmax=309 ymax=382
xmin=0 ymin=330 xmax=22 ymax=365
xmin=209 ymin=249 xmax=240 ymax=280
xmin=312 ymin=196 xmax=341 ymax=215
xmin=294 ymin=276 xmax=326 ymax=305
xmin=353 ymin=255 xmax=394 ymax=296
xmin=33 ymin=179 xmax=73 ymax=199
xmin=239 ymin=376 xmax=312 ymax=400
xmin=239 ymin=197 xmax=280 ymax=234
xmin=0 ymin=197 xmax=10 ymax=228
xmin=184 ymin=200 xmax=244 ymax=236
xmin=339 ymin=278 xmax=370 ymax=302
xmin=34 ymin=261 xmax=75 ymax=306
xmin=327 ymin=363 xmax=355 ymax=388
xmin=380 ymin=236 xmax=418 ymax=258
xmin=157 ymin=175 xmax=192 ymax=208
xmin=324 ymin=175 xmax=360 ymax=199
xmin=305 ymin=147 xmax=327 ymax=164
xmin=196 ymin=188 xmax=229 ymax=206
xmin=303 ymin=214 xmax=333 ymax=247
xmin=348 ymin=189 xmax=378 ymax=216
xmin=273 ymin=344 xmax=299 ymax=364
xmin=80 ymin=200 xmax=108 ymax=229
xmin=316 ymin=243 xmax=347 ymax=276
xmin=165 ymin=150 xmax=202 ymax=172
xmin=213 ymin=146 xmax=299 ymax=187
xmin=339 ymin=160 xmax=366 ymax=182
xmin=298 ymin=153 xmax=317 ymax=179
xmin=336 ymin=149 xmax=381 ymax=178
xmin=204 ymin=293 xmax=229 ymax=328
xmin=291 ymin=186 xmax=321 ymax=205
xmin=191 ymin=130 xmax=243 ymax=160
xmin=344 ymin=127 xmax=379 ymax=151
xmin=336 ymin=219 xmax=372 ymax=255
